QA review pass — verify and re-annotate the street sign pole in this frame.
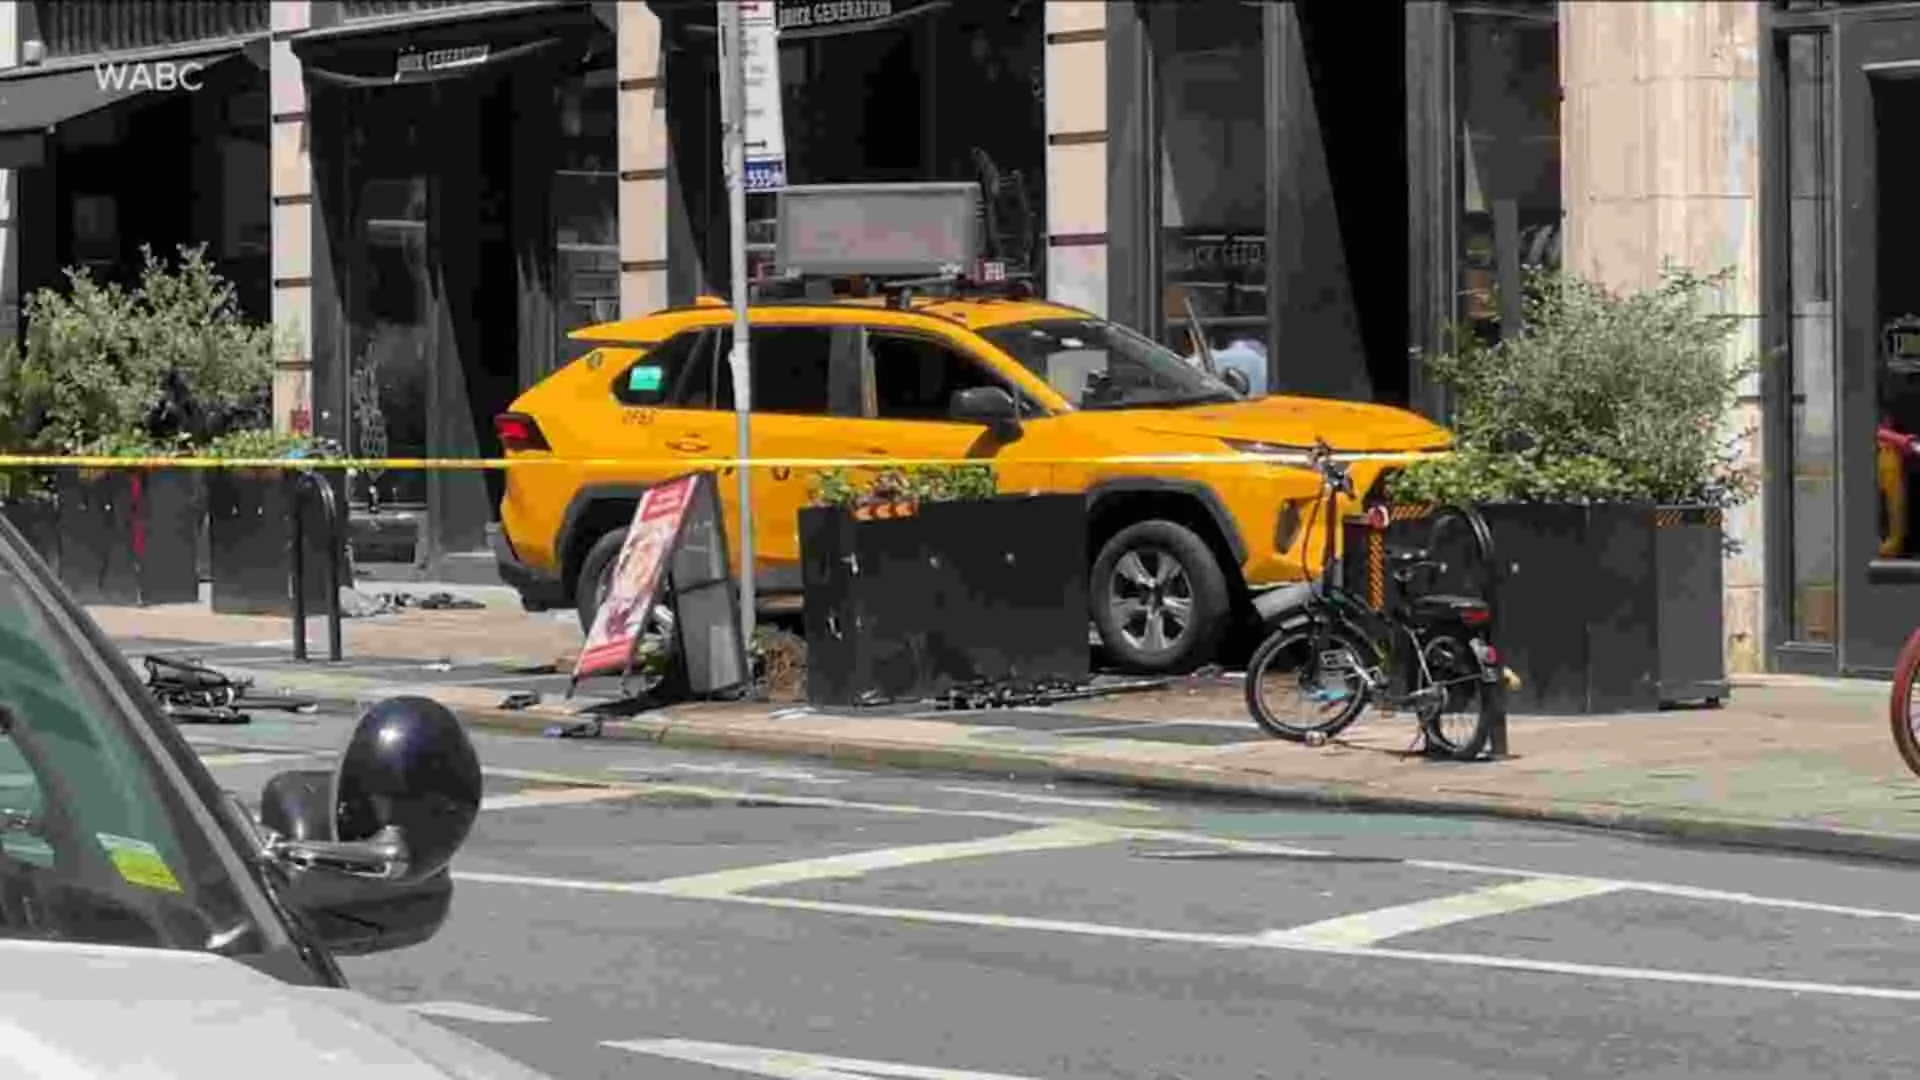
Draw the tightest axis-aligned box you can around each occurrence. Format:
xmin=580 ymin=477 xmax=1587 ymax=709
xmin=717 ymin=0 xmax=755 ymax=647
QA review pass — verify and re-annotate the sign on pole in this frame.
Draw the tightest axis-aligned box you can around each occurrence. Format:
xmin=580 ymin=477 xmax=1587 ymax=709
xmin=739 ymin=0 xmax=786 ymax=193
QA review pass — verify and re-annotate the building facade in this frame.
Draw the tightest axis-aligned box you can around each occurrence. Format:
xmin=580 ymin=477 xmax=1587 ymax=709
xmin=0 ymin=0 xmax=1903 ymax=681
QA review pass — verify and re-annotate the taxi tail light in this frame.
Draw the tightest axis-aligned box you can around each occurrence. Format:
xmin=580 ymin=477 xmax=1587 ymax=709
xmin=494 ymin=412 xmax=550 ymax=452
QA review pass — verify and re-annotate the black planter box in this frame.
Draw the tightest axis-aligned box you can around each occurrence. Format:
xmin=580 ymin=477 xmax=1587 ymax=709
xmin=208 ymin=470 xmax=351 ymax=616
xmin=55 ymin=469 xmax=202 ymax=606
xmin=800 ymin=494 xmax=1090 ymax=707
xmin=0 ymin=476 xmax=61 ymax=576
xmin=1340 ymin=503 xmax=1728 ymax=715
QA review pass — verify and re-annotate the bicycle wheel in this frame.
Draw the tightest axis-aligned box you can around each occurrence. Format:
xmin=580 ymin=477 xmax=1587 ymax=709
xmin=1244 ymin=621 xmax=1374 ymax=742
xmin=1416 ymin=635 xmax=1496 ymax=761
xmin=1889 ymin=628 xmax=1920 ymax=777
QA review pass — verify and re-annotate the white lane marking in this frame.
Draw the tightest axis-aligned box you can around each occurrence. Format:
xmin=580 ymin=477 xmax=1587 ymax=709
xmin=613 ymin=762 xmax=849 ymax=785
xmin=1407 ymin=858 xmax=1920 ymax=927
xmin=456 ymin=870 xmax=1920 ymax=1003
xmin=402 ymin=1000 xmax=547 ymax=1025
xmin=608 ymin=1038 xmax=1049 ymax=1079
xmin=644 ymin=823 xmax=1117 ymax=898
xmin=568 ymin=779 xmax=1920 ymax=928
xmin=481 ymin=786 xmax=655 ymax=812
xmin=935 ymin=786 xmax=1160 ymax=813
xmin=196 ymin=752 xmax=322 ymax=769
xmin=1262 ymin=877 xmax=1626 ymax=948
xmin=553 ymin=780 xmax=1331 ymax=855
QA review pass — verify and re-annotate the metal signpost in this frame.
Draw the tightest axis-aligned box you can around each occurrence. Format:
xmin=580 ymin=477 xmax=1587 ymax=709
xmin=717 ymin=0 xmax=755 ymax=645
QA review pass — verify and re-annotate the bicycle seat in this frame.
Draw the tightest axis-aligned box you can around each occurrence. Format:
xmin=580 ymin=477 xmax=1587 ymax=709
xmin=1409 ymin=594 xmax=1492 ymax=623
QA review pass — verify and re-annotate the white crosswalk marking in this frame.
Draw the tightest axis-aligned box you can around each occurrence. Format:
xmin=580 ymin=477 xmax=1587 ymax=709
xmin=607 ymin=1038 xmax=1050 ymax=1079
xmin=481 ymin=786 xmax=654 ymax=812
xmin=642 ymin=823 xmax=1117 ymax=898
xmin=1262 ymin=877 xmax=1626 ymax=948
xmin=402 ymin=1000 xmax=546 ymax=1025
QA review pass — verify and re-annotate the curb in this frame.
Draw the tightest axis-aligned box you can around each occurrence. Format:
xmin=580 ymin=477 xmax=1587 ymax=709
xmin=252 ymin=676 xmax=1920 ymax=868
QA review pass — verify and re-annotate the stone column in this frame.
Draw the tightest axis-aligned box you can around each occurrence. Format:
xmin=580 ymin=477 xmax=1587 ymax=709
xmin=0 ymin=0 xmax=18 ymax=346
xmin=269 ymin=0 xmax=314 ymax=435
xmin=618 ymin=1 xmax=669 ymax=318
xmin=1043 ymin=1 xmax=1107 ymax=315
xmin=1560 ymin=0 xmax=1765 ymax=671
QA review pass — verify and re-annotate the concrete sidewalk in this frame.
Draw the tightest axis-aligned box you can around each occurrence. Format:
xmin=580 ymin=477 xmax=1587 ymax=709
xmin=88 ymin=596 xmax=1920 ymax=863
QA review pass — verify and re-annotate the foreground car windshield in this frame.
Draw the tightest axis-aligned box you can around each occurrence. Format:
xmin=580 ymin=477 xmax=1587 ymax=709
xmin=977 ymin=318 xmax=1239 ymax=410
xmin=0 ymin=553 xmax=265 ymax=955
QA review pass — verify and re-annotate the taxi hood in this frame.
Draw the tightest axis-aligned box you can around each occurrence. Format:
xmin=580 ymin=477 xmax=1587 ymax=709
xmin=1124 ymin=396 xmax=1453 ymax=453
xmin=0 ymin=939 xmax=550 ymax=1079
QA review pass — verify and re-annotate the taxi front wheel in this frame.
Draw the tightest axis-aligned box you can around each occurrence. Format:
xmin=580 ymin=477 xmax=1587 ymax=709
xmin=1091 ymin=520 xmax=1230 ymax=675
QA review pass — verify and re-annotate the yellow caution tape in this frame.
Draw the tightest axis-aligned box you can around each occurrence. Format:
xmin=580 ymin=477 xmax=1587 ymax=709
xmin=0 ymin=449 xmax=1450 ymax=472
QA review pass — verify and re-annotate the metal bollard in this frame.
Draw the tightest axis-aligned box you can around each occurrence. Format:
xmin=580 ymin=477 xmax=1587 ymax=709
xmin=288 ymin=471 xmax=343 ymax=663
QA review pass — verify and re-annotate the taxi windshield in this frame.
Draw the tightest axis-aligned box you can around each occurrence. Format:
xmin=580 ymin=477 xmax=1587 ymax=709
xmin=976 ymin=318 xmax=1239 ymax=410
xmin=0 ymin=551 xmax=269 ymax=956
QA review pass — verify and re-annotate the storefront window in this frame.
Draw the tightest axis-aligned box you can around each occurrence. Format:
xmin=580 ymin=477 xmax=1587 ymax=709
xmin=554 ymin=63 xmax=618 ymax=364
xmin=1785 ymin=33 xmax=1837 ymax=642
xmin=1873 ymin=70 xmax=1920 ymax=565
xmin=1151 ymin=2 xmax=1266 ymax=386
xmin=1453 ymin=2 xmax=1560 ymax=342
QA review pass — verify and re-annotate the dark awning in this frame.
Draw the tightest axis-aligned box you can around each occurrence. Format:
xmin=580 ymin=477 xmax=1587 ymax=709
xmin=0 ymin=39 xmax=262 ymax=168
xmin=290 ymin=5 xmax=600 ymax=90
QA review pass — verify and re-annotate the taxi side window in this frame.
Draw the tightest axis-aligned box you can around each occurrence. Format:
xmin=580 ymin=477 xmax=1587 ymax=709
xmin=708 ymin=327 xmax=838 ymax=415
xmin=868 ymin=331 xmax=1025 ymax=420
xmin=609 ymin=331 xmax=712 ymax=407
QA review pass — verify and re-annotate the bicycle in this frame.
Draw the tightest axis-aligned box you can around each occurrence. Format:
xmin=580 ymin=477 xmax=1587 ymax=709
xmin=1889 ymin=628 xmax=1920 ymax=777
xmin=1243 ymin=439 xmax=1511 ymax=761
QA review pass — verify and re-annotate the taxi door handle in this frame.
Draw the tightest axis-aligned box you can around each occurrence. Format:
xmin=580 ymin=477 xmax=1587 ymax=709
xmin=666 ymin=437 xmax=709 ymax=453
xmin=862 ymin=446 xmax=890 ymax=457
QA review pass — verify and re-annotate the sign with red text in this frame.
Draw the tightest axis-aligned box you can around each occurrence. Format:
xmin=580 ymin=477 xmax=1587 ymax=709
xmin=572 ymin=474 xmax=700 ymax=683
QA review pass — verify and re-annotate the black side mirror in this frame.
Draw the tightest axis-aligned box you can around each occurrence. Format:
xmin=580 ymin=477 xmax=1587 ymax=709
xmin=254 ymin=696 xmax=482 ymax=955
xmin=950 ymin=386 xmax=1023 ymax=441
xmin=1220 ymin=367 xmax=1252 ymax=397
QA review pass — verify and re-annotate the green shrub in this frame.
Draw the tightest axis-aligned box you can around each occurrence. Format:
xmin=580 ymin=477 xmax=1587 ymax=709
xmin=808 ymin=464 xmax=998 ymax=509
xmin=7 ymin=244 xmax=280 ymax=457
xmin=1388 ymin=265 xmax=1759 ymax=511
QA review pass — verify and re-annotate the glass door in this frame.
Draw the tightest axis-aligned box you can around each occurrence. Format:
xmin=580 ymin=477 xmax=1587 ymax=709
xmin=345 ymin=173 xmax=432 ymax=514
xmin=1838 ymin=15 xmax=1920 ymax=672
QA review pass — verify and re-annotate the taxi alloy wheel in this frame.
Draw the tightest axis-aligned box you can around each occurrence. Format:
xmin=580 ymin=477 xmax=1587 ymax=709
xmin=1091 ymin=519 xmax=1229 ymax=675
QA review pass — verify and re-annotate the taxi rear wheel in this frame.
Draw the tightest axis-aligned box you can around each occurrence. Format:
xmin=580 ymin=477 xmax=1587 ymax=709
xmin=1091 ymin=519 xmax=1229 ymax=674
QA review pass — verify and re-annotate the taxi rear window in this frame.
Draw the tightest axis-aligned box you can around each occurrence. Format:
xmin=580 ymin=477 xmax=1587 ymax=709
xmin=606 ymin=331 xmax=708 ymax=407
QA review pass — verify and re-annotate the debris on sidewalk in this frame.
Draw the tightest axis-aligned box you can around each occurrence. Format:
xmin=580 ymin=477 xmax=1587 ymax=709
xmin=336 ymin=589 xmax=490 ymax=619
xmin=544 ymin=716 xmax=603 ymax=739
xmin=499 ymin=691 xmax=541 ymax=711
xmin=929 ymin=676 xmax=1173 ymax=711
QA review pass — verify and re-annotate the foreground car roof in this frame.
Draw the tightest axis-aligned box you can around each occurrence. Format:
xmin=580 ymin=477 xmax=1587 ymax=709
xmin=0 ymin=939 xmax=550 ymax=1079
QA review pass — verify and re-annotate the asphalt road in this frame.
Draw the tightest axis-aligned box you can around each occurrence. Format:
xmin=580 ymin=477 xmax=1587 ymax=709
xmin=188 ymin=708 xmax=1920 ymax=1080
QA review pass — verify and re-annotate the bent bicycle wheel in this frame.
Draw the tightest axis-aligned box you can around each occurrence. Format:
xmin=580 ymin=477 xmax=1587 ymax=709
xmin=1890 ymin=628 xmax=1920 ymax=778
xmin=1243 ymin=623 xmax=1374 ymax=742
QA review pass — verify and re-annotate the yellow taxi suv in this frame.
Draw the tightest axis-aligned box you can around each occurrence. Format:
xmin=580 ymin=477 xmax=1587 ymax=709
xmin=490 ymin=287 xmax=1451 ymax=675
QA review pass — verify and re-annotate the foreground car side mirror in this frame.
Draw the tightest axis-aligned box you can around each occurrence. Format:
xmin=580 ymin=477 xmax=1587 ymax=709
xmin=1219 ymin=367 xmax=1252 ymax=398
xmin=950 ymin=386 xmax=1023 ymax=441
xmin=254 ymin=696 xmax=482 ymax=955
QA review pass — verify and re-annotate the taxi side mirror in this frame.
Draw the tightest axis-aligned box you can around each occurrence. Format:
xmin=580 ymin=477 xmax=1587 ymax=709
xmin=950 ymin=386 xmax=1023 ymax=441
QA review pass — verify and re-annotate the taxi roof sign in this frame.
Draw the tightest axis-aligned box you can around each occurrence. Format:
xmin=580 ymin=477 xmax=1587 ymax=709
xmin=775 ymin=182 xmax=981 ymax=279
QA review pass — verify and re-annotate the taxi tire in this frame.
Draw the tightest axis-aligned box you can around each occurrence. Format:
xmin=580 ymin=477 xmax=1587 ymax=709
xmin=1090 ymin=519 xmax=1230 ymax=675
xmin=575 ymin=530 xmax=629 ymax=635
